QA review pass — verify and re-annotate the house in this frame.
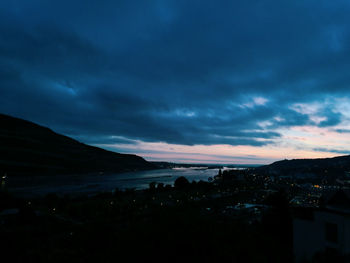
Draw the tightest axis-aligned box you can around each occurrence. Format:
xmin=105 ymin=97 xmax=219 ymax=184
xmin=293 ymin=190 xmax=350 ymax=262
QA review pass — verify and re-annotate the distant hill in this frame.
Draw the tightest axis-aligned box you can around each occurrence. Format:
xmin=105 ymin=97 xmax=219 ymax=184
xmin=150 ymin=162 xmax=226 ymax=169
xmin=0 ymin=114 xmax=156 ymax=176
xmin=257 ymin=155 xmax=350 ymax=178
xmin=150 ymin=162 xmax=251 ymax=169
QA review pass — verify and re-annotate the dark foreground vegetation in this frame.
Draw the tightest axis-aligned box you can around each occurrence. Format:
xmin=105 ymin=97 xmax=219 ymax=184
xmin=0 ymin=176 xmax=293 ymax=263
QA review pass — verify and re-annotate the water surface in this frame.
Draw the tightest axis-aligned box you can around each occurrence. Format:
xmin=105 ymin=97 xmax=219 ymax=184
xmin=6 ymin=168 xmax=222 ymax=197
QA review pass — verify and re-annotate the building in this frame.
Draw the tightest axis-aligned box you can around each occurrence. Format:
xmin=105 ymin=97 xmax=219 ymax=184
xmin=293 ymin=190 xmax=350 ymax=262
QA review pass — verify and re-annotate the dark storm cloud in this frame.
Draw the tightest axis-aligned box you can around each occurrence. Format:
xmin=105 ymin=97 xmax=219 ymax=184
xmin=318 ymin=110 xmax=343 ymax=127
xmin=313 ymin=148 xmax=350 ymax=155
xmin=1 ymin=0 xmax=350 ymax=148
xmin=335 ymin=129 xmax=350 ymax=133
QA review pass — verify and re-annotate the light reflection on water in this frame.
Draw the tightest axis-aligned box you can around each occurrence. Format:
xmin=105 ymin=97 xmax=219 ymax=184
xmin=6 ymin=168 xmax=223 ymax=197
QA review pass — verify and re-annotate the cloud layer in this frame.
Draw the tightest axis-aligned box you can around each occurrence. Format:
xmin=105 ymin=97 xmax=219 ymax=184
xmin=1 ymin=0 xmax=350 ymax=163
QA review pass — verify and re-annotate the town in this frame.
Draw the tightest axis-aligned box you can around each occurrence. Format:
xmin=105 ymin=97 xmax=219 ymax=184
xmin=1 ymin=166 xmax=350 ymax=262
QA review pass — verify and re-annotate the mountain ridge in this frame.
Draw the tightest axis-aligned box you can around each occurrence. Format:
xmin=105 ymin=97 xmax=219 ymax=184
xmin=257 ymin=154 xmax=350 ymax=178
xmin=0 ymin=113 xmax=156 ymax=176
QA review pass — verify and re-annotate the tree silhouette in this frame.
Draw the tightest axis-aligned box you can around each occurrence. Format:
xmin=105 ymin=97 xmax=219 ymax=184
xmin=174 ymin=176 xmax=190 ymax=189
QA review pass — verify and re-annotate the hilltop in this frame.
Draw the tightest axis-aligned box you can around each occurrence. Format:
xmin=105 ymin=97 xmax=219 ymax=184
xmin=256 ymin=155 xmax=350 ymax=179
xmin=0 ymin=114 xmax=156 ymax=176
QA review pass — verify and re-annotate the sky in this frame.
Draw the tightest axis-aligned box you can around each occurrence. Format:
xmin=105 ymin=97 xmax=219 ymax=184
xmin=1 ymin=0 xmax=350 ymax=164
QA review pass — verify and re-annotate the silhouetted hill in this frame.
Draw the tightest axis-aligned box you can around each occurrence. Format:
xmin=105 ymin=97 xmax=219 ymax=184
xmin=150 ymin=162 xmax=228 ymax=169
xmin=0 ymin=114 xmax=156 ymax=176
xmin=257 ymin=155 xmax=350 ymax=178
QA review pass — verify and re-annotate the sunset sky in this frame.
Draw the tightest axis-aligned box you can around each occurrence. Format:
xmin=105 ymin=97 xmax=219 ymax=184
xmin=1 ymin=1 xmax=350 ymax=164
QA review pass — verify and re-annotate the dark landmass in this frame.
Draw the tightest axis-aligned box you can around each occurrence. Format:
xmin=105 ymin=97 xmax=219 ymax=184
xmin=1 ymin=154 xmax=348 ymax=262
xmin=151 ymin=162 xmax=225 ymax=169
xmin=151 ymin=161 xmax=259 ymax=169
xmin=0 ymin=177 xmax=293 ymax=263
xmin=256 ymin=155 xmax=350 ymax=180
xmin=0 ymin=113 xmax=156 ymax=176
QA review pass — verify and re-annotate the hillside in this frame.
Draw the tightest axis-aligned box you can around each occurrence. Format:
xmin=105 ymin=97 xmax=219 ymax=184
xmin=257 ymin=155 xmax=350 ymax=178
xmin=0 ymin=114 xmax=156 ymax=176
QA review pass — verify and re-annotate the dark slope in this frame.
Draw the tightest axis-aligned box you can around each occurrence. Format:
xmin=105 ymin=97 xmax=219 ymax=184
xmin=0 ymin=114 xmax=156 ymax=176
xmin=257 ymin=155 xmax=350 ymax=177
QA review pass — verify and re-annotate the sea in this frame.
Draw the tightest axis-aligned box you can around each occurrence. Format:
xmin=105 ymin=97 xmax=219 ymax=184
xmin=4 ymin=166 xmax=255 ymax=198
